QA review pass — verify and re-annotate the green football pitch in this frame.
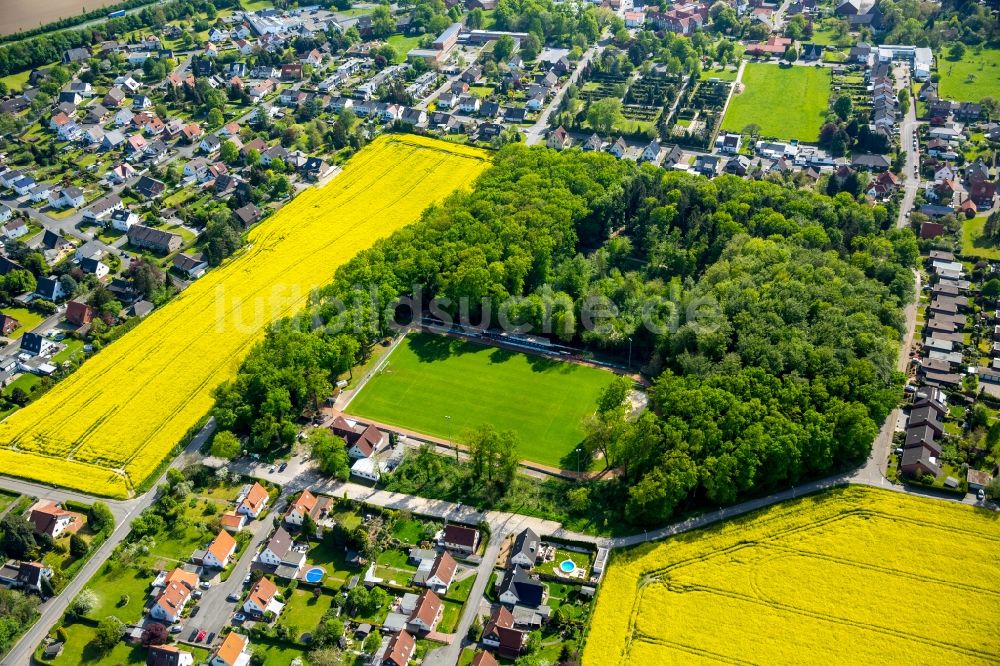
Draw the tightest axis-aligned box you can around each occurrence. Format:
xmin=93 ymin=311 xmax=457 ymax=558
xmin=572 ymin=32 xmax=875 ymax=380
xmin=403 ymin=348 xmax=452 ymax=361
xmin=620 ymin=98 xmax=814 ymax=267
xmin=345 ymin=333 xmax=619 ymax=469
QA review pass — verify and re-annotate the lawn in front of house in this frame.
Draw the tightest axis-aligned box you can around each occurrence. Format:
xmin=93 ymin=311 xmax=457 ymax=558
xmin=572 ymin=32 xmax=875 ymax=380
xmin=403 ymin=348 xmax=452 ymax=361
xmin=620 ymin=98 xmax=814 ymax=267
xmin=937 ymin=47 xmax=1000 ymax=102
xmin=346 ymin=332 xmax=619 ymax=468
xmin=962 ymin=215 xmax=1000 ymax=260
xmin=1 ymin=307 xmax=45 ymax=338
xmin=3 ymin=373 xmax=41 ymax=397
xmin=438 ymin=599 xmax=464 ymax=633
xmin=722 ymin=63 xmax=831 ymax=142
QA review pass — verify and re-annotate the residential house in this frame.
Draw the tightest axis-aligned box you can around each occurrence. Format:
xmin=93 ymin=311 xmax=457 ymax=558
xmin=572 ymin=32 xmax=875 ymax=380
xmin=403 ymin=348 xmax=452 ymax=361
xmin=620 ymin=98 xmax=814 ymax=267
xmin=498 ymin=567 xmax=545 ymax=608
xmin=243 ymin=576 xmax=284 ymax=618
xmin=0 ymin=313 xmax=19 ymax=336
xmin=33 ymin=277 xmax=65 ymax=304
xmin=377 ymin=630 xmax=415 ymax=666
xmin=109 ymin=209 xmax=140 ymax=232
xmin=103 ymin=88 xmax=126 ymax=108
xmin=407 ymin=590 xmax=443 ymax=633
xmin=331 ymin=416 xmax=385 ymax=459
xmin=65 ymin=301 xmax=94 ymax=327
xmin=28 ymin=501 xmax=80 ymax=538
xmin=236 ymin=482 xmax=269 ymax=518
xmin=211 ymin=632 xmax=251 ymax=666
xmin=147 ymin=644 xmax=195 ymax=666
xmin=284 ymin=489 xmax=330 ymax=528
xmin=609 ymin=137 xmax=628 ymax=159
xmin=200 ymin=134 xmax=221 ymax=154
xmin=49 ymin=187 xmax=85 ymax=209
xmin=203 ymin=530 xmax=237 ymax=569
xmin=150 ymin=568 xmax=199 ymax=623
xmin=127 ymin=225 xmax=181 ymax=253
xmin=509 ymin=528 xmax=540 ymax=569
xmin=715 ymin=133 xmax=742 ymax=154
xmin=442 ymin=524 xmax=479 ymax=554
xmin=482 ymin=605 xmax=524 ymax=658
xmin=9 ymin=562 xmax=52 ymax=595
xmin=173 ymin=253 xmax=208 ymax=279
xmin=422 ymin=551 xmax=456 ymax=594
xmin=0 ymin=218 xmax=23 ymax=242
xmin=258 ymin=527 xmax=306 ymax=577
xmin=640 ymin=138 xmax=662 ymax=164
xmin=220 ymin=512 xmax=246 ymax=533
xmin=900 ymin=445 xmax=940 ymax=479
xmin=233 ymin=203 xmax=262 ymax=228
xmin=134 ymin=175 xmax=166 ymax=199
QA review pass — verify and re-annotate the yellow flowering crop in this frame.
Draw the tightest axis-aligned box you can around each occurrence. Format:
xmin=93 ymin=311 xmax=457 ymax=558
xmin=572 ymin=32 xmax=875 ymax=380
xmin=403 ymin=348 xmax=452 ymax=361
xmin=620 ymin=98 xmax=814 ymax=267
xmin=0 ymin=135 xmax=489 ymax=498
xmin=585 ymin=487 xmax=1000 ymax=666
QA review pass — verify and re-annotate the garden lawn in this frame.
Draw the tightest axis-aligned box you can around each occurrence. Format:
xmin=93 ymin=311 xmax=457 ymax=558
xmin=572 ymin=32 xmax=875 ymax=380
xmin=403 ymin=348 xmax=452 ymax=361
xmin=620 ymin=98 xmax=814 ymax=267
xmin=722 ymin=64 xmax=831 ymax=142
xmin=2 ymin=373 xmax=40 ymax=397
xmin=280 ymin=589 xmax=332 ymax=636
xmin=439 ymin=600 xmax=464 ymax=633
xmin=346 ymin=333 xmax=618 ymax=468
xmin=387 ymin=34 xmax=423 ymax=63
xmin=937 ymin=48 xmax=1000 ymax=101
xmin=83 ymin=565 xmax=152 ymax=623
xmin=0 ymin=490 xmax=18 ymax=514
xmin=962 ymin=215 xmax=1000 ymax=260
xmin=1 ymin=307 xmax=45 ymax=338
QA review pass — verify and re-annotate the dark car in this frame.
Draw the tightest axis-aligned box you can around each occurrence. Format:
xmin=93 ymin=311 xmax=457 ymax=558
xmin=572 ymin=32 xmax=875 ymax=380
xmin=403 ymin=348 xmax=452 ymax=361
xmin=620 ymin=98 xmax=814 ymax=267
xmin=189 ymin=629 xmax=198 ymax=641
xmin=278 ymin=462 xmax=288 ymax=472
xmin=190 ymin=606 xmax=200 ymax=617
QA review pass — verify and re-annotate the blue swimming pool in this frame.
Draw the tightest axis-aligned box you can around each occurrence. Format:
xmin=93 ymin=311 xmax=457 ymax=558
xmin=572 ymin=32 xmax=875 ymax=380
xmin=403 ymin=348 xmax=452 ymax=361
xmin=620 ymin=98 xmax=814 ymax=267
xmin=559 ymin=560 xmax=576 ymax=574
xmin=304 ymin=567 xmax=325 ymax=583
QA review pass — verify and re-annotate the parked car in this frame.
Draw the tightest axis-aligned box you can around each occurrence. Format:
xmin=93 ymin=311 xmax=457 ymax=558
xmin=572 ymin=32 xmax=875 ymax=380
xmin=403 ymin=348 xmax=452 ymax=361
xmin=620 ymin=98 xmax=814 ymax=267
xmin=233 ymin=613 xmax=246 ymax=622
xmin=227 ymin=593 xmax=240 ymax=602
xmin=169 ymin=625 xmax=184 ymax=634
xmin=196 ymin=630 xmax=207 ymax=642
xmin=199 ymin=581 xmax=211 ymax=590
xmin=278 ymin=462 xmax=288 ymax=472
xmin=243 ymin=574 xmax=251 ymax=585
xmin=190 ymin=606 xmax=200 ymax=617
xmin=978 ymin=488 xmax=986 ymax=501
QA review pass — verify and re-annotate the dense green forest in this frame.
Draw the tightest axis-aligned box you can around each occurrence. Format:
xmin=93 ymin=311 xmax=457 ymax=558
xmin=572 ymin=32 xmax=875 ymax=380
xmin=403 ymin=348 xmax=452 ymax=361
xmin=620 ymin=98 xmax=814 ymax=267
xmin=212 ymin=145 xmax=915 ymax=527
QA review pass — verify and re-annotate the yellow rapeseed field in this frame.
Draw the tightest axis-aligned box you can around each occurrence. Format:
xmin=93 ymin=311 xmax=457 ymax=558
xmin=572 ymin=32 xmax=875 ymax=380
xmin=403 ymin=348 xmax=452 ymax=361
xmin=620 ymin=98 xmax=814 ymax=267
xmin=0 ymin=135 xmax=489 ymax=497
xmin=585 ymin=486 xmax=1000 ymax=666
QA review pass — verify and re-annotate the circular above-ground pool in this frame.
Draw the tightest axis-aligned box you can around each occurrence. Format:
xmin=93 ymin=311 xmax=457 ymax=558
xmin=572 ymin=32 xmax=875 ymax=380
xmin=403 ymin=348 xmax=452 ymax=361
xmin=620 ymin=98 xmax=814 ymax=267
xmin=559 ymin=560 xmax=576 ymax=574
xmin=304 ymin=567 xmax=325 ymax=583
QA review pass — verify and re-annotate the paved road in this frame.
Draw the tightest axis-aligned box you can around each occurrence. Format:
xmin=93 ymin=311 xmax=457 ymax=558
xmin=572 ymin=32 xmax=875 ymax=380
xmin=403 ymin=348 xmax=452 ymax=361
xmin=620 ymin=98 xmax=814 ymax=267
xmin=895 ymin=65 xmax=920 ymax=229
xmin=0 ymin=419 xmax=217 ymax=666
xmin=424 ymin=538 xmax=501 ymax=666
xmin=179 ymin=507 xmax=275 ymax=649
xmin=524 ymin=38 xmax=606 ymax=146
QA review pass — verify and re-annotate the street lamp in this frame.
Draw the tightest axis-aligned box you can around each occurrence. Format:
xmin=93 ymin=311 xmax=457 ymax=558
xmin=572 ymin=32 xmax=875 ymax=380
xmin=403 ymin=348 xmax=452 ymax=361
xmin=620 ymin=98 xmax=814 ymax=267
xmin=575 ymin=447 xmax=582 ymax=477
xmin=627 ymin=337 xmax=633 ymax=370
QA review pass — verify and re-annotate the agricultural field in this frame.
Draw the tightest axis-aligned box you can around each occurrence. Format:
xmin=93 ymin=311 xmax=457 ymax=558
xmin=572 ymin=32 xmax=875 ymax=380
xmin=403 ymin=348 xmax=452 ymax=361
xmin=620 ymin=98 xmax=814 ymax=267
xmin=722 ymin=63 xmax=831 ymax=142
xmin=584 ymin=487 xmax=1000 ymax=665
xmin=345 ymin=332 xmax=618 ymax=467
xmin=937 ymin=47 xmax=1000 ymax=101
xmin=0 ymin=136 xmax=489 ymax=498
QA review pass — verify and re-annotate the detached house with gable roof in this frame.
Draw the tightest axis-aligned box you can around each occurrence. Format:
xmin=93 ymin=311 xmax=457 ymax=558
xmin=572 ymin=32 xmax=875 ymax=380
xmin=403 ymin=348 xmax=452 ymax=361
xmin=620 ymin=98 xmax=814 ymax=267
xmin=202 ymin=530 xmax=237 ymax=568
xmin=237 ymin=482 xmax=270 ymax=518
xmin=150 ymin=568 xmax=199 ymax=623
xmin=243 ymin=575 xmax=284 ymax=618
xmin=211 ymin=632 xmax=251 ymax=666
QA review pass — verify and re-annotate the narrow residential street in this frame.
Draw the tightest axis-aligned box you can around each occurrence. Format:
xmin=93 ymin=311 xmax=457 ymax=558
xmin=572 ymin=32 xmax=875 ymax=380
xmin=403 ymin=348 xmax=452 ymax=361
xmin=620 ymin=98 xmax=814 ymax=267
xmin=524 ymin=37 xmax=607 ymax=146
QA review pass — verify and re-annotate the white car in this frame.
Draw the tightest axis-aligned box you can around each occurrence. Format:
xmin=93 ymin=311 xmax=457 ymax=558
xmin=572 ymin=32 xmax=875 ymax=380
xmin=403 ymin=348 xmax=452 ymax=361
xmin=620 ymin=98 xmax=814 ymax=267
xmin=169 ymin=625 xmax=184 ymax=634
xmin=199 ymin=581 xmax=211 ymax=590
xmin=977 ymin=489 xmax=986 ymax=501
xmin=233 ymin=613 xmax=247 ymax=622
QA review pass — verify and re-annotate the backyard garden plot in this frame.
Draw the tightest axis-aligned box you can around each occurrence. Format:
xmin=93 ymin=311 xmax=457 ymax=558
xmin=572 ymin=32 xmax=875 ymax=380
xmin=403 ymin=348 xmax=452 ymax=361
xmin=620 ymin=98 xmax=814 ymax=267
xmin=938 ymin=47 xmax=1000 ymax=102
xmin=345 ymin=332 xmax=619 ymax=468
xmin=0 ymin=136 xmax=489 ymax=498
xmin=722 ymin=64 xmax=832 ymax=142
xmin=583 ymin=486 xmax=1000 ymax=666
